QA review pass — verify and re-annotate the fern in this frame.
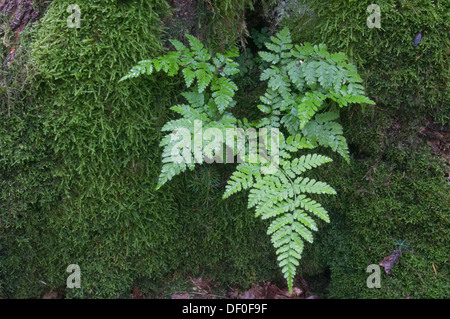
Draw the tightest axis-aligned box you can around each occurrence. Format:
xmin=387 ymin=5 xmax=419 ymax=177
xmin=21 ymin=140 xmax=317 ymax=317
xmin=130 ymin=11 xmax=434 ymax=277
xmin=121 ymin=33 xmax=240 ymax=187
xmin=259 ymin=31 xmax=375 ymax=134
xmin=120 ymin=28 xmax=374 ymax=293
xmin=212 ymin=77 xmax=238 ymax=113
xmin=223 ymin=133 xmax=335 ymax=292
xmin=302 ymin=111 xmax=350 ymax=163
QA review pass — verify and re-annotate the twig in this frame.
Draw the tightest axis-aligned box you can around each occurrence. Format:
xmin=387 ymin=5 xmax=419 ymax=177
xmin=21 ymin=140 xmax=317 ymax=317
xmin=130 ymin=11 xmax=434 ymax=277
xmin=213 ymin=177 xmax=230 ymax=188
xmin=204 ymin=0 xmax=215 ymax=13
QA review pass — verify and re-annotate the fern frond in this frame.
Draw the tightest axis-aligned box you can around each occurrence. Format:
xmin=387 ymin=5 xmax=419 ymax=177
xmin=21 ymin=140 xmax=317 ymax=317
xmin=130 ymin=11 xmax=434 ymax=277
xmin=181 ymin=91 xmax=205 ymax=108
xmin=302 ymin=111 xmax=350 ymax=163
xmin=211 ymin=77 xmax=238 ymax=113
xmin=287 ymin=60 xmax=306 ymax=91
xmin=260 ymin=65 xmax=279 ymax=81
xmin=281 ymin=134 xmax=315 ymax=155
xmin=268 ymin=73 xmax=291 ymax=100
xmin=169 ymin=39 xmax=187 ymax=51
xmin=269 ymin=27 xmax=293 ymax=52
xmin=284 ymin=153 xmax=333 ymax=175
xmin=156 ymin=161 xmax=195 ymax=191
xmin=229 ymin=139 xmax=334 ymax=294
xmin=258 ymin=51 xmax=280 ymax=64
xmin=295 ymin=195 xmax=330 ymax=223
xmin=223 ymin=163 xmax=262 ymax=199
xmin=182 ymin=68 xmax=196 ymax=87
xmin=157 ymin=129 xmax=195 ymax=190
xmin=121 ymin=29 xmax=373 ymax=295
xmin=169 ymin=104 xmax=209 ymax=121
xmin=294 ymin=177 xmax=336 ymax=195
xmin=160 ymin=118 xmax=194 ymax=133
xmin=119 ymin=60 xmax=154 ymax=82
xmin=234 ymin=130 xmax=335 ymax=293
xmin=195 ymin=68 xmax=213 ymax=93
xmin=294 ymin=210 xmax=318 ymax=231
xmin=296 ymin=91 xmax=327 ymax=129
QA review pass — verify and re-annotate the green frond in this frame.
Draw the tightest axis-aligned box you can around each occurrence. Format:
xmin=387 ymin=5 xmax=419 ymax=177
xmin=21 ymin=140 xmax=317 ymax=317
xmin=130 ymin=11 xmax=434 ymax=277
xmin=267 ymin=214 xmax=293 ymax=235
xmin=119 ymin=28 xmax=372 ymax=295
xmin=181 ymin=91 xmax=205 ymax=108
xmin=119 ymin=60 xmax=153 ymax=82
xmin=294 ymin=177 xmax=336 ymax=195
xmin=195 ymin=68 xmax=213 ymax=93
xmin=302 ymin=112 xmax=350 ymax=163
xmin=291 ymin=221 xmax=313 ymax=243
xmin=169 ymin=39 xmax=187 ymax=52
xmin=182 ymin=68 xmax=196 ymax=87
xmin=265 ymin=42 xmax=282 ymax=53
xmin=297 ymin=91 xmax=327 ymax=128
xmin=156 ymin=161 xmax=194 ymax=190
xmin=223 ymin=163 xmax=261 ymax=199
xmin=288 ymin=153 xmax=333 ymax=174
xmin=260 ymin=66 xmax=279 ymax=81
xmin=294 ymin=210 xmax=318 ymax=231
xmin=185 ymin=34 xmax=205 ymax=55
xmin=160 ymin=118 xmax=194 ymax=133
xmin=268 ymin=73 xmax=291 ymax=99
xmin=295 ymin=195 xmax=330 ymax=223
xmin=169 ymin=104 xmax=209 ymax=121
xmin=287 ymin=60 xmax=306 ymax=91
xmin=258 ymin=51 xmax=280 ymax=64
xmin=211 ymin=77 xmax=238 ymax=113
xmin=269 ymin=27 xmax=293 ymax=51
xmin=281 ymin=134 xmax=315 ymax=153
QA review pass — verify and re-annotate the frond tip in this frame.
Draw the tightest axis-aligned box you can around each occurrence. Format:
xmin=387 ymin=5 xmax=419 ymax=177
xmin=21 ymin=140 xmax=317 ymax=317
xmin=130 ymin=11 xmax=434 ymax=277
xmin=227 ymin=134 xmax=336 ymax=294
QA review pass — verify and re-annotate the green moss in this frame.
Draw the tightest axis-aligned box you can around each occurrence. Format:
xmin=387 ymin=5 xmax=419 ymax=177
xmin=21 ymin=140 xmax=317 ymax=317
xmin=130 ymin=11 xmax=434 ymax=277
xmin=0 ymin=0 xmax=279 ymax=298
xmin=303 ymin=145 xmax=449 ymax=298
xmin=165 ymin=0 xmax=256 ymax=53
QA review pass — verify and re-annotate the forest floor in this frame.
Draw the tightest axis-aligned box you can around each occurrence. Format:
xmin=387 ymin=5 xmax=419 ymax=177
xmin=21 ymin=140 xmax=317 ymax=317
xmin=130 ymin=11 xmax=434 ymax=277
xmin=40 ymin=275 xmax=327 ymax=299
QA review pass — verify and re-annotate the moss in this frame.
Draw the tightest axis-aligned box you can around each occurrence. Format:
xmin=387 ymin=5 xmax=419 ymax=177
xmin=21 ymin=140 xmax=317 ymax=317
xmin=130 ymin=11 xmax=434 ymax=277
xmin=165 ymin=0 xmax=256 ymax=53
xmin=1 ymin=0 xmax=278 ymax=298
xmin=301 ymin=143 xmax=449 ymax=298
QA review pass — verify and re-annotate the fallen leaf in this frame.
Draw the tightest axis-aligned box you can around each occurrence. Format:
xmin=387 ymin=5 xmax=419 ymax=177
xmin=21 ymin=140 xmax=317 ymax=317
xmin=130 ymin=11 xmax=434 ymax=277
xmin=239 ymin=284 xmax=266 ymax=299
xmin=132 ymin=286 xmax=144 ymax=299
xmin=41 ymin=288 xmax=64 ymax=299
xmin=291 ymin=287 xmax=303 ymax=297
xmin=267 ymin=284 xmax=303 ymax=299
xmin=227 ymin=289 xmax=240 ymax=299
xmin=379 ymin=249 xmax=402 ymax=275
xmin=190 ymin=277 xmax=213 ymax=293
